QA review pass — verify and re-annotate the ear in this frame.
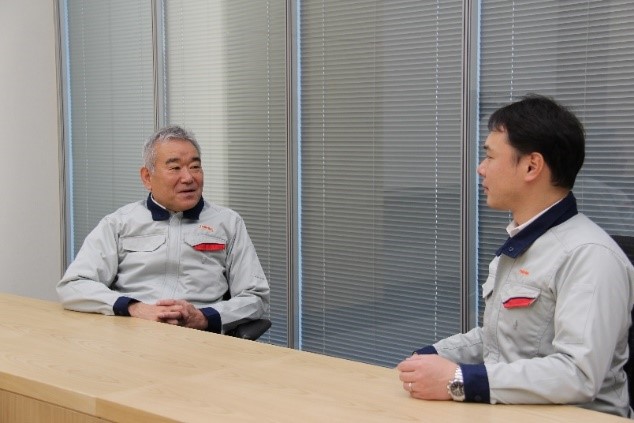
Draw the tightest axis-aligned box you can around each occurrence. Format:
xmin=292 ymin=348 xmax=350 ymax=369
xmin=140 ymin=167 xmax=152 ymax=191
xmin=524 ymin=152 xmax=545 ymax=182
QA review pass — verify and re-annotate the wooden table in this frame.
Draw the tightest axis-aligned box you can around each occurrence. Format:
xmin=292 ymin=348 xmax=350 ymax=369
xmin=0 ymin=293 xmax=627 ymax=422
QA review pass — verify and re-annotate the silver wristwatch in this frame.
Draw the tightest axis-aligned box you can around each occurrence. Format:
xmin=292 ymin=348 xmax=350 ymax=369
xmin=447 ymin=366 xmax=465 ymax=402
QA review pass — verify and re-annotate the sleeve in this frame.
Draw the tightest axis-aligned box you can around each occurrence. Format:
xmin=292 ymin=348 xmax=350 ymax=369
xmin=486 ymin=245 xmax=632 ymax=405
xmin=199 ymin=306 xmax=222 ymax=333
xmin=417 ymin=328 xmax=490 ymax=403
xmin=56 ymin=216 xmax=128 ymax=315
xmin=208 ymin=215 xmax=271 ymax=331
xmin=432 ymin=327 xmax=485 ymax=364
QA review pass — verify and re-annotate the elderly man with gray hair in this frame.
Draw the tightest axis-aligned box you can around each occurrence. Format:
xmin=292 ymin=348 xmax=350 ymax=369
xmin=58 ymin=125 xmax=270 ymax=334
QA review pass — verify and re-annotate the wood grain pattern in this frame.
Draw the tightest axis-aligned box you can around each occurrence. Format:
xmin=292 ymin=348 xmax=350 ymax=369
xmin=0 ymin=389 xmax=107 ymax=423
xmin=0 ymin=293 xmax=628 ymax=422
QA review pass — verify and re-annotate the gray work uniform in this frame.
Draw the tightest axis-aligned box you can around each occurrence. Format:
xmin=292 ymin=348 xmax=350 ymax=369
xmin=420 ymin=193 xmax=634 ymax=418
xmin=57 ymin=196 xmax=270 ymax=333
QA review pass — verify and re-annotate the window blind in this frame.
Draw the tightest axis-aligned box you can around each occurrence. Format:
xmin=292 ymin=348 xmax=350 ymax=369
xmin=477 ymin=0 xmax=634 ymax=322
xmin=299 ymin=0 xmax=464 ymax=366
xmin=164 ymin=0 xmax=288 ymax=345
xmin=64 ymin=0 xmax=154 ymax=254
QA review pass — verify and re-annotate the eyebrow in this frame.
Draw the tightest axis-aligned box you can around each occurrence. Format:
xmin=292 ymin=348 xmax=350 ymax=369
xmin=165 ymin=156 xmax=201 ymax=165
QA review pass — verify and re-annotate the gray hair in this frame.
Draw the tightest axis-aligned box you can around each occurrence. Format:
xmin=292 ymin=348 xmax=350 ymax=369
xmin=142 ymin=125 xmax=201 ymax=171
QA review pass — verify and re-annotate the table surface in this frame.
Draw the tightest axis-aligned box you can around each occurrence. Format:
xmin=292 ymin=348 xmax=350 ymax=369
xmin=0 ymin=292 xmax=628 ymax=422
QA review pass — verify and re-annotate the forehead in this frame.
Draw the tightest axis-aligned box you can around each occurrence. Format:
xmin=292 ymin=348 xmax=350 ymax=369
xmin=155 ymin=139 xmax=200 ymax=160
xmin=484 ymin=129 xmax=510 ymax=151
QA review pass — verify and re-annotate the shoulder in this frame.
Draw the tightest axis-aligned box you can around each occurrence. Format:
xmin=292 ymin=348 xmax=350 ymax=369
xmin=99 ymin=200 xmax=150 ymax=230
xmin=196 ymin=201 xmax=250 ymax=240
xmin=102 ymin=199 xmax=146 ymax=219
xmin=200 ymin=200 xmax=243 ymax=221
xmin=549 ymin=214 xmax=631 ymax=267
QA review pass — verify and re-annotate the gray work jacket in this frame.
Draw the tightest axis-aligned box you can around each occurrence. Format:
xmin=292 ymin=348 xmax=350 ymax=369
xmin=432 ymin=195 xmax=634 ymax=418
xmin=57 ymin=196 xmax=270 ymax=333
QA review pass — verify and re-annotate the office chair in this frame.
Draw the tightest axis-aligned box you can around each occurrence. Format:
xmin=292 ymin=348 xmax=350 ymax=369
xmin=222 ymin=290 xmax=271 ymax=341
xmin=226 ymin=318 xmax=272 ymax=340
xmin=612 ymin=235 xmax=634 ymax=408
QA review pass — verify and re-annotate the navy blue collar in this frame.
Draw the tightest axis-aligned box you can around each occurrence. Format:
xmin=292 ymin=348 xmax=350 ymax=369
xmin=146 ymin=194 xmax=205 ymax=221
xmin=495 ymin=192 xmax=578 ymax=258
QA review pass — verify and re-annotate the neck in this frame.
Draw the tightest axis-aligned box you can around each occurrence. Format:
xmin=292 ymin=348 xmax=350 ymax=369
xmin=512 ymin=188 xmax=569 ymax=226
xmin=150 ymin=195 xmax=172 ymax=212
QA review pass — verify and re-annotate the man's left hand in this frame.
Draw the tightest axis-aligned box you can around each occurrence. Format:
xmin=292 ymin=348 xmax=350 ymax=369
xmin=155 ymin=299 xmax=208 ymax=330
xmin=396 ymin=354 xmax=457 ymax=400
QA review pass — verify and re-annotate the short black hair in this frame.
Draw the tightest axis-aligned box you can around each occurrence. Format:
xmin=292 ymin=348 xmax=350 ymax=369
xmin=488 ymin=94 xmax=585 ymax=189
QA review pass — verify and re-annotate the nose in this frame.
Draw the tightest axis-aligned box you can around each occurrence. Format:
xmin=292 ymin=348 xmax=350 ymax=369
xmin=477 ymin=160 xmax=485 ymax=177
xmin=180 ymin=168 xmax=194 ymax=183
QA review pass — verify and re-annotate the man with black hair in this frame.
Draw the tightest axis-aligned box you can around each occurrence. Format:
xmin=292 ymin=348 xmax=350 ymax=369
xmin=398 ymin=94 xmax=634 ymax=417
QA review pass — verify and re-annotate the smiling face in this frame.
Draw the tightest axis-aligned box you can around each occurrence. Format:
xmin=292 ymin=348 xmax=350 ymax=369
xmin=477 ymin=129 xmax=526 ymax=213
xmin=140 ymin=138 xmax=204 ymax=212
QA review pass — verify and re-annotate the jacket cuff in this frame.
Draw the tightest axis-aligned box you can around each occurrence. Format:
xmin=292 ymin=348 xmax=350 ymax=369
xmin=200 ymin=307 xmax=222 ymax=333
xmin=461 ymin=363 xmax=490 ymax=403
xmin=414 ymin=345 xmax=438 ymax=355
xmin=113 ymin=296 xmax=138 ymax=316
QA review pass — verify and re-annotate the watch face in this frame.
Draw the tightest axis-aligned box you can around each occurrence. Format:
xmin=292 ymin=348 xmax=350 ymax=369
xmin=450 ymin=381 xmax=465 ymax=399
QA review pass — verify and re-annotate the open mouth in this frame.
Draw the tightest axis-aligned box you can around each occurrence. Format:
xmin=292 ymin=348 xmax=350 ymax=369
xmin=177 ymin=189 xmax=198 ymax=197
xmin=178 ymin=188 xmax=197 ymax=194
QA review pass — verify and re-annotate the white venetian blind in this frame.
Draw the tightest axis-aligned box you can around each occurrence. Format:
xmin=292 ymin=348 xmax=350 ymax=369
xmin=477 ymin=0 xmax=634 ymax=322
xmin=299 ymin=0 xmax=464 ymax=366
xmin=164 ymin=0 xmax=288 ymax=345
xmin=65 ymin=0 xmax=154 ymax=254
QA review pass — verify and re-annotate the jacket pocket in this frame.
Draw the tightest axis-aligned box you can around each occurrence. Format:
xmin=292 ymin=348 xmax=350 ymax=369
xmin=121 ymin=234 xmax=166 ymax=252
xmin=501 ymin=285 xmax=540 ymax=309
xmin=184 ymin=233 xmax=228 ymax=251
xmin=497 ymin=284 xmax=550 ymax=357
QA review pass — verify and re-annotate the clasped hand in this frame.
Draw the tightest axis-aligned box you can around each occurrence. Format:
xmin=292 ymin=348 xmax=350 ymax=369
xmin=396 ymin=354 xmax=458 ymax=400
xmin=128 ymin=299 xmax=208 ymax=330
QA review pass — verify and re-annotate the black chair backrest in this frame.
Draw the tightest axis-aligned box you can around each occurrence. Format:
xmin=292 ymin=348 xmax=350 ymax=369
xmin=613 ymin=235 xmax=634 ymax=264
xmin=612 ymin=235 xmax=634 ymax=408
xmin=222 ymin=290 xmax=271 ymax=340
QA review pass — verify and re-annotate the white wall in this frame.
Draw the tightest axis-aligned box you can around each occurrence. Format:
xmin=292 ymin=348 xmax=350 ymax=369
xmin=0 ymin=0 xmax=62 ymax=300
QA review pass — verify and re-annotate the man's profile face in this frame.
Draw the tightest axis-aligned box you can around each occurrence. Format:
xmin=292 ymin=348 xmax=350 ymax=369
xmin=140 ymin=139 xmax=204 ymax=212
xmin=477 ymin=129 xmax=525 ymax=212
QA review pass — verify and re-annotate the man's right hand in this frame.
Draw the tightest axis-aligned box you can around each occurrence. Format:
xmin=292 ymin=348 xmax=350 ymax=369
xmin=128 ymin=300 xmax=208 ymax=330
xmin=128 ymin=301 xmax=182 ymax=325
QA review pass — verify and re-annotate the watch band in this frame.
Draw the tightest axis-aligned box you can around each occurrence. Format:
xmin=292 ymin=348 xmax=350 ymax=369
xmin=447 ymin=365 xmax=465 ymax=402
